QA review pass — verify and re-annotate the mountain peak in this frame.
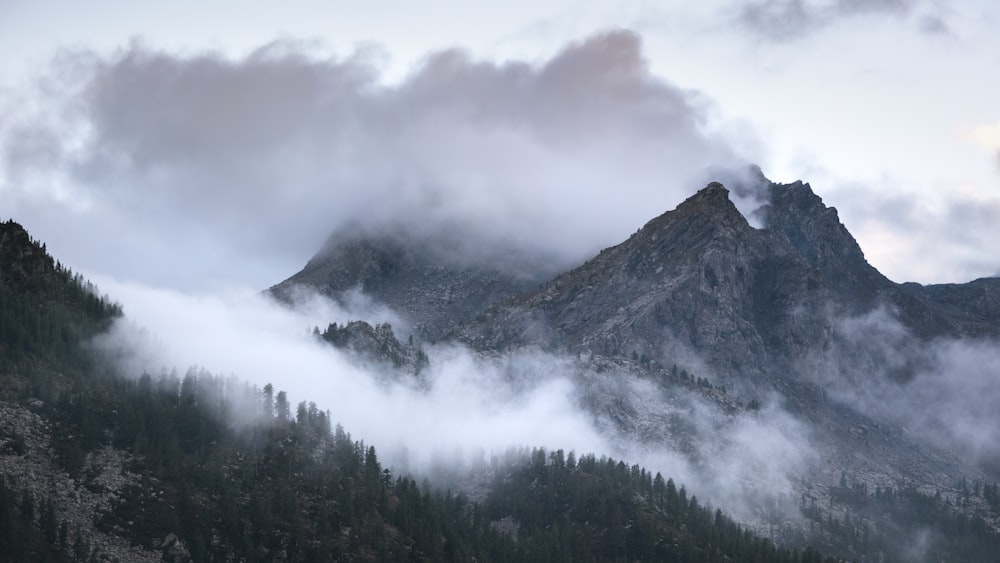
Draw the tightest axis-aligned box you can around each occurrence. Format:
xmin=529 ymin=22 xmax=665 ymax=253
xmin=637 ymin=181 xmax=748 ymax=244
xmin=701 ymin=180 xmax=728 ymax=196
xmin=681 ymin=181 xmax=732 ymax=210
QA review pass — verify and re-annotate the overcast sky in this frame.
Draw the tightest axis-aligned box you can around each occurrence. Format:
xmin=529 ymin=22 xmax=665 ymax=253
xmin=1 ymin=0 xmax=998 ymax=291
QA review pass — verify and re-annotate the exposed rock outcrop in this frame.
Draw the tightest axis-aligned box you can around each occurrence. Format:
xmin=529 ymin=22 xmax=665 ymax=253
xmin=320 ymin=320 xmax=429 ymax=375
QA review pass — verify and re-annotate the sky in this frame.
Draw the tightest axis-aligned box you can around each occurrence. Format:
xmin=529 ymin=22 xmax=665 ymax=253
xmin=1 ymin=0 xmax=999 ymax=292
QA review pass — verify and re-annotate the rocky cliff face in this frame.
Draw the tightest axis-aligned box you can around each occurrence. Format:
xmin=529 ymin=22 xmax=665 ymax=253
xmin=899 ymin=277 xmax=1000 ymax=331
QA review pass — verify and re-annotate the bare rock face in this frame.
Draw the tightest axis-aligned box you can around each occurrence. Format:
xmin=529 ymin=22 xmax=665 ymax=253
xmin=899 ymin=277 xmax=1000 ymax=331
xmin=0 ymin=402 xmax=163 ymax=563
xmin=268 ymin=171 xmax=1000 ymax=402
xmin=272 ymin=173 xmax=1000 ymax=396
xmin=458 ymin=182 xmax=789 ymax=389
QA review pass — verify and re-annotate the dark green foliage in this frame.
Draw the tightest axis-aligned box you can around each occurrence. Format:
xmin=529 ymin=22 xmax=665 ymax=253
xmin=319 ymin=320 xmax=429 ymax=372
xmin=24 ymin=356 xmax=843 ymax=562
xmin=0 ymin=219 xmax=121 ymax=390
xmin=485 ymin=447 xmax=840 ymax=563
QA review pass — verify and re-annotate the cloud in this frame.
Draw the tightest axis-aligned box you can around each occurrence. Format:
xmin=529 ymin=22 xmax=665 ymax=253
xmin=736 ymin=0 xmax=945 ymax=40
xmin=1 ymin=31 xmax=750 ymax=290
xmin=90 ymin=277 xmax=615 ymax=468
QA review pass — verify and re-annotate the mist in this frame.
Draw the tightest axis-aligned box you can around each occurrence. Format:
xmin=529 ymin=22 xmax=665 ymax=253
xmin=804 ymin=307 xmax=1000 ymax=474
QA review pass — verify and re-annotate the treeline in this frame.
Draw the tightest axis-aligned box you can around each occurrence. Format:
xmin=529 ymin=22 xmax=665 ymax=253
xmin=317 ymin=320 xmax=429 ymax=372
xmin=485 ymin=447 xmax=839 ymax=563
xmin=42 ymin=366 xmax=845 ymax=562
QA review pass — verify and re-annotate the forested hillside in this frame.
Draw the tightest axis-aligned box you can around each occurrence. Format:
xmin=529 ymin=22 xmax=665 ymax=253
xmin=0 ymin=219 xmax=121 ymax=386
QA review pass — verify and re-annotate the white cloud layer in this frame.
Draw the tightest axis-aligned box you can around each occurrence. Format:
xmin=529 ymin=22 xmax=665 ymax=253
xmin=1 ymin=31 xmax=746 ymax=290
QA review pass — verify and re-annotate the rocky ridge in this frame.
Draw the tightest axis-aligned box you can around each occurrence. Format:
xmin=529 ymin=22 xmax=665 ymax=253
xmin=269 ymin=235 xmax=551 ymax=342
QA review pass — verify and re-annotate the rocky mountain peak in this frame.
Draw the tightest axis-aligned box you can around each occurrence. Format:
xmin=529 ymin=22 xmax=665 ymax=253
xmin=458 ymin=171 xmax=1000 ymax=392
xmin=319 ymin=320 xmax=428 ymax=375
xmin=621 ymin=182 xmax=754 ymax=273
xmin=643 ymin=181 xmax=746 ymax=232
xmin=680 ymin=181 xmax=730 ymax=208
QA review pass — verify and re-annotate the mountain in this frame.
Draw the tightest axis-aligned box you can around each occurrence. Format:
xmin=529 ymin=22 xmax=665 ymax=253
xmin=268 ymin=233 xmax=552 ymax=342
xmin=457 ymin=173 xmax=1000 ymax=389
xmin=318 ymin=319 xmax=430 ymax=376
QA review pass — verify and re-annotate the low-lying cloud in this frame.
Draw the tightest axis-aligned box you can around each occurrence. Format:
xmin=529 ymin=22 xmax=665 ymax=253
xmin=2 ymin=31 xmax=749 ymax=291
xmin=805 ymin=307 xmax=1000 ymax=473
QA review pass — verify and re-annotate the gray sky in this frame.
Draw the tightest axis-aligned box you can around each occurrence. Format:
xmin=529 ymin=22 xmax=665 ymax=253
xmin=1 ymin=0 xmax=998 ymax=289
